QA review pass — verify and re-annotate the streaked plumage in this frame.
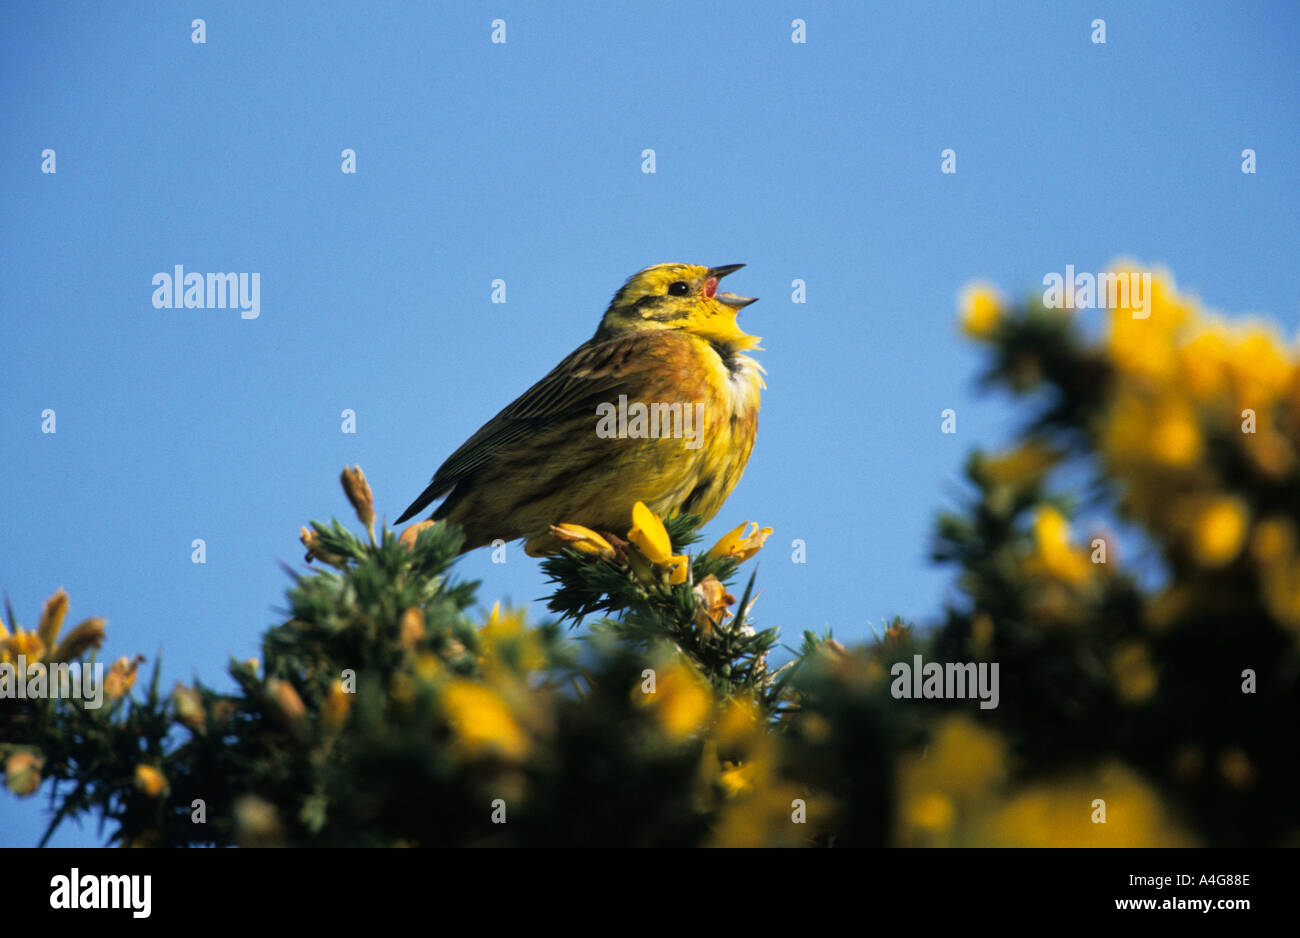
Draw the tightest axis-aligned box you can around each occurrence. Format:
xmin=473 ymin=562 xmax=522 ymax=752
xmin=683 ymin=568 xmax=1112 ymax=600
xmin=396 ymin=263 xmax=764 ymax=555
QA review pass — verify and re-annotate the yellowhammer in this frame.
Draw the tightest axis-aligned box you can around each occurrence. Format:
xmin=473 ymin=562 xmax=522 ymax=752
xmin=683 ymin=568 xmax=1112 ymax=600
xmin=396 ymin=263 xmax=764 ymax=555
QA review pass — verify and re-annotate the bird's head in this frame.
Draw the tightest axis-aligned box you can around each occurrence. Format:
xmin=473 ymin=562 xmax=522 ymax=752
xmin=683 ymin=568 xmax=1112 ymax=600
xmin=596 ymin=263 xmax=760 ymax=351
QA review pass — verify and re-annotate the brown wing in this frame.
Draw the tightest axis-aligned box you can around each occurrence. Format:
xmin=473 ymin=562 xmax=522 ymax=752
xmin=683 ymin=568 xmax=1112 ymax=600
xmin=395 ymin=333 xmax=651 ymax=523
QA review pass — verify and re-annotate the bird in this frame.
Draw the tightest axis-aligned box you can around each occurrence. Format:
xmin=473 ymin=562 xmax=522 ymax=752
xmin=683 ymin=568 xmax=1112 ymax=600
xmin=395 ymin=263 xmax=764 ymax=556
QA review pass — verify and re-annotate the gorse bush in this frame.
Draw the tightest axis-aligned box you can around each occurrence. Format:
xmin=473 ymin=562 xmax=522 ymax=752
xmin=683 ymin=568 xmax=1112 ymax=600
xmin=3 ymin=263 xmax=1297 ymax=846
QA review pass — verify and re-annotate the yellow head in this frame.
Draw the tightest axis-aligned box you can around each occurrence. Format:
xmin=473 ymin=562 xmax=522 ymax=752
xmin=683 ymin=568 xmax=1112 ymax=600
xmin=596 ymin=263 xmax=760 ymax=351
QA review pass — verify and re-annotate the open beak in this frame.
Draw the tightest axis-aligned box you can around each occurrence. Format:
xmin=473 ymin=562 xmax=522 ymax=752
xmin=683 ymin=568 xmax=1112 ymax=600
xmin=705 ymin=263 xmax=758 ymax=309
xmin=707 ymin=263 xmax=746 ymax=280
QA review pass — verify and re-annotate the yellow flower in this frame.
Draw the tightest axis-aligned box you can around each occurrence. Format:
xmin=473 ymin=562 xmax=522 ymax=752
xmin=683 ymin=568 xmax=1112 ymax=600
xmin=637 ymin=658 xmax=712 ymax=739
xmin=1111 ymin=641 xmax=1158 ymax=703
xmin=713 ymin=694 xmax=762 ymax=749
xmin=706 ymin=520 xmax=772 ymax=562
xmin=394 ymin=263 xmax=763 ymax=559
xmin=1250 ymin=518 xmax=1300 ymax=631
xmin=1177 ymin=323 xmax=1233 ymax=402
xmin=1100 ymin=391 xmax=1204 ymax=508
xmin=719 ymin=760 xmax=756 ymax=797
xmin=708 ymin=775 xmax=812 ymax=847
xmin=905 ymin=792 xmax=956 ymax=834
xmin=441 ymin=679 xmax=528 ymax=760
xmin=1149 ymin=399 xmax=1203 ymax=468
xmin=479 ymin=603 xmax=546 ymax=674
xmin=1105 ymin=266 xmax=1189 ymax=381
xmin=1190 ymin=496 xmax=1249 ymax=568
xmin=413 ymin=652 xmax=442 ymax=682
xmin=1026 ymin=506 xmax=1092 ymax=585
xmin=908 ymin=716 xmax=1006 ymax=801
xmin=548 ymin=523 xmax=616 ymax=559
xmin=133 ymin=765 xmax=168 ymax=798
xmin=958 ymin=282 xmax=1004 ymax=339
xmin=628 ymin=501 xmax=689 ymax=584
xmin=1250 ymin=516 xmax=1294 ymax=564
xmin=1226 ymin=323 xmax=1292 ymax=412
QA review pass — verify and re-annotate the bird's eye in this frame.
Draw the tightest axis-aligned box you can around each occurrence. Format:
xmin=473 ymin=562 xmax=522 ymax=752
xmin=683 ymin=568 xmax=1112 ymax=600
xmin=667 ymin=281 xmax=691 ymax=296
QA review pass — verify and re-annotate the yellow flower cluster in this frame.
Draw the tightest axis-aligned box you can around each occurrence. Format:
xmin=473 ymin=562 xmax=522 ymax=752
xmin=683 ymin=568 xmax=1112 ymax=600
xmin=965 ymin=263 xmax=1300 ymax=635
xmin=0 ymin=589 xmax=107 ymax=666
xmin=1095 ymin=264 xmax=1300 ymax=630
xmin=552 ymin=501 xmax=772 ymax=589
xmin=1025 ymin=506 xmax=1093 ymax=586
xmin=708 ymin=726 xmax=808 ymax=846
xmin=635 ymin=655 xmax=713 ymax=737
xmin=1 ymin=590 xmax=141 ymax=799
xmin=895 ymin=716 xmax=1195 ymax=846
xmin=895 ymin=715 xmax=1008 ymax=846
xmin=417 ymin=603 xmax=542 ymax=766
xmin=973 ymin=761 xmax=1198 ymax=847
xmin=1250 ymin=518 xmax=1300 ymax=632
xmin=441 ymin=679 xmax=529 ymax=761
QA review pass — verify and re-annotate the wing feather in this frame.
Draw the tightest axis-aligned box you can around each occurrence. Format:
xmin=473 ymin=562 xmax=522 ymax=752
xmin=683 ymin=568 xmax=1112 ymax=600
xmin=395 ymin=333 xmax=648 ymax=523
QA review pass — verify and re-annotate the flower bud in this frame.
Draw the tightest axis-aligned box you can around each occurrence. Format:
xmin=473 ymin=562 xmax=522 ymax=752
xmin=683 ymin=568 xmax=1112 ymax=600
xmin=400 ymin=607 xmax=424 ymax=652
xmin=105 ymin=655 xmax=144 ymax=701
xmin=322 ymin=680 xmax=352 ymax=734
xmin=549 ymin=523 xmax=616 ymax=559
xmin=4 ymin=751 xmax=44 ymax=797
xmin=300 ymin=527 xmax=349 ymax=569
xmin=399 ymin=520 xmax=436 ymax=551
xmin=36 ymin=588 xmax=69 ymax=651
xmin=172 ymin=683 xmax=206 ymax=733
xmin=266 ymin=678 xmax=309 ymax=740
xmin=49 ymin=618 xmax=106 ymax=663
xmin=340 ymin=465 xmax=375 ymax=531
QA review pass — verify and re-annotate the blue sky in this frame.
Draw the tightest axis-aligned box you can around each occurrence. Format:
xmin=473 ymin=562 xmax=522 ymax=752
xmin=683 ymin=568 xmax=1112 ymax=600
xmin=2 ymin=1 xmax=1297 ymax=846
